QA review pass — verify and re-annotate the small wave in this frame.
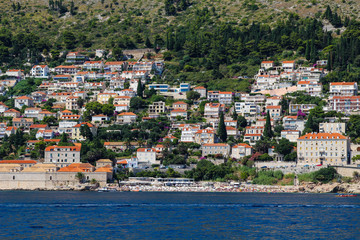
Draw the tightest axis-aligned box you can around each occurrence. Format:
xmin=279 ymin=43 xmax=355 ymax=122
xmin=0 ymin=203 xmax=359 ymax=208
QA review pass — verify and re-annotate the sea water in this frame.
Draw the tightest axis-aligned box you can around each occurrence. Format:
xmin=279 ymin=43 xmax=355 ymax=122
xmin=0 ymin=191 xmax=359 ymax=239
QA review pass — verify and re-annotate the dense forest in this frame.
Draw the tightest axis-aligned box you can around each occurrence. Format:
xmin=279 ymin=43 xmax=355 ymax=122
xmin=0 ymin=1 xmax=360 ymax=90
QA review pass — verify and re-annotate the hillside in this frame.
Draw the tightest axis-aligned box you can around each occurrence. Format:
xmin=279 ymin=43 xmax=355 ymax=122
xmin=0 ymin=0 xmax=360 ymax=91
xmin=0 ymin=0 xmax=359 ymax=49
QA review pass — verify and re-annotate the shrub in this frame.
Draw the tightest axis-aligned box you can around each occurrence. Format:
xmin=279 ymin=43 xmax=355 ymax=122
xmin=273 ymin=170 xmax=284 ymax=180
xmin=298 ymin=172 xmax=316 ymax=183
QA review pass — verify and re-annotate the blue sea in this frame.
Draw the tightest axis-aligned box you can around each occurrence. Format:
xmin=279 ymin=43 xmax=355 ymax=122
xmin=0 ymin=191 xmax=359 ymax=240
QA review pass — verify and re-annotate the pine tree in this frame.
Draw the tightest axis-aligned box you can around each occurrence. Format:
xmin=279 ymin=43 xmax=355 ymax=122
xmin=263 ymin=111 xmax=273 ymax=139
xmin=217 ymin=112 xmax=227 ymax=142
xmin=137 ymin=80 xmax=143 ymax=98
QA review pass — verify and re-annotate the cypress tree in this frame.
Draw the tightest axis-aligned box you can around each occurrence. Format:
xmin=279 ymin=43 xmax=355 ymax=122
xmin=305 ymin=112 xmax=315 ymax=132
xmin=263 ymin=111 xmax=273 ymax=139
xmin=310 ymin=38 xmax=317 ymax=63
xmin=137 ymin=80 xmax=143 ymax=98
xmin=305 ymin=40 xmax=310 ymax=61
xmin=232 ymin=109 xmax=237 ymax=120
xmin=217 ymin=112 xmax=227 ymax=142
xmin=327 ymin=52 xmax=332 ymax=71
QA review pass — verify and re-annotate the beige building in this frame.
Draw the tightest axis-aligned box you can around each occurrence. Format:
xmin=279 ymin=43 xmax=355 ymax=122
xmin=97 ymin=93 xmax=118 ymax=104
xmin=66 ymin=96 xmax=80 ymax=111
xmin=194 ymin=128 xmax=215 ymax=145
xmin=72 ymin=122 xmax=97 ymax=140
xmin=202 ymin=143 xmax=230 ymax=157
xmin=172 ymin=101 xmax=188 ymax=111
xmin=149 ymin=101 xmax=165 ymax=116
xmin=117 ymin=112 xmax=137 ymax=124
xmin=319 ymin=122 xmax=346 ymax=134
xmin=231 ymin=143 xmax=253 ymax=159
xmin=44 ymin=144 xmax=81 ymax=168
xmin=281 ymin=130 xmax=300 ymax=143
xmin=297 ymin=133 xmax=350 ymax=166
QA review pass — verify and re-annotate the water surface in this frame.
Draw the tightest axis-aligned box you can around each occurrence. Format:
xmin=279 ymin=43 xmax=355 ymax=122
xmin=0 ymin=191 xmax=358 ymax=239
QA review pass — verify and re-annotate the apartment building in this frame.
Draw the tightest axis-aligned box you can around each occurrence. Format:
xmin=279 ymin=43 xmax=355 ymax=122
xmin=193 ymin=86 xmax=207 ymax=98
xmin=319 ymin=122 xmax=346 ymax=134
xmin=297 ymin=81 xmax=322 ymax=97
xmin=266 ymin=105 xmax=282 ymax=119
xmin=44 ymin=144 xmax=82 ymax=168
xmin=329 ymin=82 xmax=357 ymax=96
xmin=260 ymin=61 xmax=275 ymax=70
xmin=202 ymin=143 xmax=230 ymax=157
xmin=281 ymin=130 xmax=300 ymax=142
xmin=136 ymin=148 xmax=157 ymax=165
xmin=282 ymin=115 xmax=306 ymax=132
xmin=204 ymin=103 xmax=225 ymax=119
xmin=231 ymin=143 xmax=253 ymax=159
xmin=234 ymin=102 xmax=259 ymax=116
xmin=194 ymin=128 xmax=215 ymax=145
xmin=297 ymin=133 xmax=350 ymax=166
xmin=328 ymin=96 xmax=360 ymax=112
xmin=31 ymin=65 xmax=49 ymax=77
xmin=149 ymin=101 xmax=166 ymax=115
xmin=14 ymin=96 xmax=34 ymax=109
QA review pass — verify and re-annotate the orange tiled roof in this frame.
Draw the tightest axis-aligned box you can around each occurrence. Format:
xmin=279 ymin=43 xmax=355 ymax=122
xmin=203 ymin=143 xmax=229 ymax=147
xmin=0 ymin=160 xmax=37 ymax=164
xmin=232 ymin=143 xmax=252 ymax=148
xmin=45 ymin=144 xmax=81 ymax=152
xmin=330 ymin=82 xmax=356 ymax=86
xmin=298 ymin=133 xmax=347 ymax=140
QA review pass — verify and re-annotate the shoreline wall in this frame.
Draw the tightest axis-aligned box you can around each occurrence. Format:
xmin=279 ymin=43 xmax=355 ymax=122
xmin=0 ymin=172 xmax=109 ymax=190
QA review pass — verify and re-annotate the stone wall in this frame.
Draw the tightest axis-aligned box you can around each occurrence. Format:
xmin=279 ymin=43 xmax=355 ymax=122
xmin=0 ymin=172 xmax=109 ymax=190
xmin=334 ymin=166 xmax=360 ymax=178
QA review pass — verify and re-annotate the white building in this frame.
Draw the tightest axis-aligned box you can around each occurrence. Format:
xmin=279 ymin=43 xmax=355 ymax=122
xmin=319 ymin=122 xmax=346 ymax=134
xmin=31 ymin=65 xmax=49 ymax=77
xmin=234 ymin=102 xmax=260 ymax=117
xmin=44 ymin=144 xmax=81 ymax=168
xmin=329 ymin=82 xmax=358 ymax=96
xmin=136 ymin=148 xmax=157 ymax=165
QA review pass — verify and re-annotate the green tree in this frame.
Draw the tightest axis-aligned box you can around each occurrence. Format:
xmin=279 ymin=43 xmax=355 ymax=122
xmin=75 ymin=172 xmax=85 ymax=183
xmin=217 ymin=112 xmax=227 ymax=142
xmin=102 ymin=104 xmax=115 ymax=116
xmin=186 ymin=91 xmax=201 ymax=101
xmin=263 ymin=111 xmax=273 ymax=139
xmin=130 ymin=97 xmax=145 ymax=110
xmin=232 ymin=109 xmax=238 ymax=120
xmin=237 ymin=115 xmax=247 ymax=128
xmin=275 ymin=138 xmax=293 ymax=156
xmin=85 ymin=101 xmax=103 ymax=115
xmin=63 ymin=31 xmax=76 ymax=49
xmin=80 ymin=124 xmax=93 ymax=141
xmin=113 ymin=47 xmax=123 ymax=60
xmin=58 ymin=133 xmax=74 ymax=146
xmin=137 ymin=80 xmax=143 ymax=98
xmin=77 ymin=97 xmax=85 ymax=108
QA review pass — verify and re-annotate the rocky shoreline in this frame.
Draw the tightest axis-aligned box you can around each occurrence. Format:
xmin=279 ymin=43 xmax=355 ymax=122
xmin=1 ymin=182 xmax=359 ymax=193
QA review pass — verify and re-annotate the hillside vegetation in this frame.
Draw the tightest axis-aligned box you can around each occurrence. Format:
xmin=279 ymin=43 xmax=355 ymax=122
xmin=1 ymin=0 xmax=360 ymax=90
